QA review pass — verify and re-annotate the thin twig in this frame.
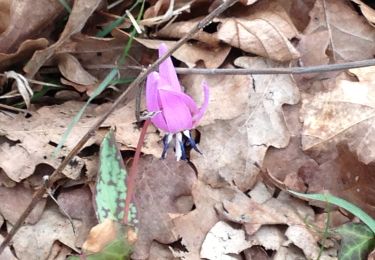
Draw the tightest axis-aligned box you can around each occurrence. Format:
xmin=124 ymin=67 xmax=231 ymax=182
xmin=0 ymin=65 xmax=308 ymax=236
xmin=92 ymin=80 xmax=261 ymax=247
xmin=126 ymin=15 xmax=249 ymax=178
xmin=0 ymin=0 xmax=239 ymax=254
xmin=83 ymin=58 xmax=375 ymax=75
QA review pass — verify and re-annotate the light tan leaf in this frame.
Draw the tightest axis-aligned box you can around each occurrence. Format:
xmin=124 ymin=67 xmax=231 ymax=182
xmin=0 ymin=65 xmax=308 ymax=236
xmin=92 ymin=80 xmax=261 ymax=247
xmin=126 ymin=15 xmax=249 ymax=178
xmin=126 ymin=34 xmax=231 ymax=68
xmin=24 ymin=0 xmax=102 ymax=77
xmin=0 ymin=101 xmax=98 ymax=181
xmin=200 ymin=221 xmax=252 ymax=260
xmin=82 ymin=219 xmax=117 ymax=253
xmin=216 ymin=1 xmax=300 ymax=61
xmin=188 ymin=57 xmax=299 ymax=190
xmin=4 ymin=71 xmax=33 ymax=108
xmin=351 ymin=0 xmax=375 ymax=27
xmin=301 ymin=70 xmax=375 ymax=164
xmin=0 ymin=0 xmax=11 ymax=34
xmin=11 ymin=207 xmax=79 ymax=260
xmin=156 ymin=17 xmax=220 ymax=47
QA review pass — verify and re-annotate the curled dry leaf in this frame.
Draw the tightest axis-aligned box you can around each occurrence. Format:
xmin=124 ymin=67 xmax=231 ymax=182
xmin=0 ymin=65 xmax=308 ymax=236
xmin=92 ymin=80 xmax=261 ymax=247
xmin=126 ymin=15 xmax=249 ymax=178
xmin=24 ymin=0 xmax=102 ymax=77
xmin=57 ymin=53 xmax=98 ymax=86
xmin=216 ymin=1 xmax=300 ymax=61
xmin=4 ymin=71 xmax=33 ymax=108
xmin=132 ymin=155 xmax=197 ymax=259
xmin=351 ymin=0 xmax=375 ymax=27
xmin=0 ymin=101 xmax=98 ymax=181
xmin=0 ymin=0 xmax=64 ymax=53
xmin=125 ymin=34 xmax=231 ymax=68
xmin=0 ymin=184 xmax=46 ymax=225
xmin=156 ymin=17 xmax=221 ymax=47
xmin=11 ymin=207 xmax=79 ymax=260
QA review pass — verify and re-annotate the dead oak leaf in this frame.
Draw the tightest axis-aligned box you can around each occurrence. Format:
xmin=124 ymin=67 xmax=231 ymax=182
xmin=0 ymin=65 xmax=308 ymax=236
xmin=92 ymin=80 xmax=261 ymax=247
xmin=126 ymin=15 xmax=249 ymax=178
xmin=0 ymin=235 xmax=16 ymax=260
xmin=24 ymin=0 xmax=102 ymax=78
xmin=303 ymin=0 xmax=375 ymax=62
xmin=11 ymin=207 xmax=80 ymax=260
xmin=189 ymin=57 xmax=299 ymax=190
xmin=216 ymin=1 xmax=300 ymax=61
xmin=126 ymin=34 xmax=231 ymax=69
xmin=0 ymin=0 xmax=64 ymax=53
xmin=0 ymin=101 xmax=98 ymax=181
xmin=132 ymin=155 xmax=197 ymax=260
xmin=0 ymin=184 xmax=46 ymax=225
xmin=171 ymin=181 xmax=239 ymax=259
xmin=301 ymin=70 xmax=375 ymax=164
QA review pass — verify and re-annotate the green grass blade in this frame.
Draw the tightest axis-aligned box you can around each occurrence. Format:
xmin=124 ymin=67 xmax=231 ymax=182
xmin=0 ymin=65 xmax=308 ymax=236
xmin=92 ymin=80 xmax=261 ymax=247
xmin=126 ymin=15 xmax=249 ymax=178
xmin=336 ymin=223 xmax=375 ymax=260
xmin=289 ymin=191 xmax=375 ymax=233
xmin=57 ymin=0 xmax=72 ymax=13
xmin=96 ymin=129 xmax=126 ymax=222
xmin=53 ymin=68 xmax=118 ymax=157
xmin=96 ymin=0 xmax=142 ymax=37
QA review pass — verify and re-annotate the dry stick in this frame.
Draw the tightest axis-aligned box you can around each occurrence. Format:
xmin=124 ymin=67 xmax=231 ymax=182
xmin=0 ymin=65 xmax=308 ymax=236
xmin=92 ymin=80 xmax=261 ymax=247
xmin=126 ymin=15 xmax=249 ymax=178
xmin=85 ymin=58 xmax=375 ymax=75
xmin=0 ymin=0 xmax=240 ymax=254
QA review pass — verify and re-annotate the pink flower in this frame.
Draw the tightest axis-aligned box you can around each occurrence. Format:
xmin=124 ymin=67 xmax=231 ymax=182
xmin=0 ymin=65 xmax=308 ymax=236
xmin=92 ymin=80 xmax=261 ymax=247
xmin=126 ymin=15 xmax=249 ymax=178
xmin=146 ymin=43 xmax=209 ymax=160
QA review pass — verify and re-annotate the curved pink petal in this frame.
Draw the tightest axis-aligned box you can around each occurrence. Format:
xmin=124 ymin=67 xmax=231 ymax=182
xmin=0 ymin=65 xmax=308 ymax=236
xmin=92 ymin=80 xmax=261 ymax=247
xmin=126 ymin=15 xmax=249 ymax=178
xmin=159 ymin=89 xmax=193 ymax=133
xmin=158 ymin=43 xmax=181 ymax=92
xmin=192 ymin=81 xmax=209 ymax=126
xmin=146 ymin=72 xmax=169 ymax=131
xmin=158 ymin=87 xmax=199 ymax=115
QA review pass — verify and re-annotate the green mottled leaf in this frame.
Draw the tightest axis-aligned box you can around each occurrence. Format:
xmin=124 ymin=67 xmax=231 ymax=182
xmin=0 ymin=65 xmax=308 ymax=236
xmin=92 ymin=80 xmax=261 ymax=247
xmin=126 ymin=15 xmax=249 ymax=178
xmin=336 ymin=223 xmax=375 ymax=260
xmin=96 ymin=130 xmax=127 ymax=223
xmin=68 ymin=238 xmax=132 ymax=260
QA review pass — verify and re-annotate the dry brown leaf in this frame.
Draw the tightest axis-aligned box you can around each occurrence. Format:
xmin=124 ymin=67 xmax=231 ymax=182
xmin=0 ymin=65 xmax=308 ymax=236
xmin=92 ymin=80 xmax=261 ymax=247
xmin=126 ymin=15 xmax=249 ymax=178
xmin=304 ymin=0 xmax=375 ymax=61
xmin=132 ymin=155 xmax=197 ymax=259
xmin=24 ymin=0 xmax=102 ymax=77
xmin=0 ymin=101 xmax=98 ymax=181
xmin=301 ymin=70 xmax=375 ymax=164
xmin=57 ymin=53 xmax=98 ymax=86
xmin=216 ymin=1 xmax=300 ymax=61
xmin=57 ymin=186 xmax=97 ymax=247
xmin=125 ymin=34 xmax=231 ymax=68
xmin=0 ymin=0 xmax=11 ymax=34
xmin=0 ymin=38 xmax=48 ymax=71
xmin=188 ymin=57 xmax=299 ymax=190
xmin=171 ymin=181 xmax=239 ymax=259
xmin=285 ymin=226 xmax=336 ymax=260
xmin=11 ymin=207 xmax=79 ymax=260
xmin=351 ymin=0 xmax=375 ymax=27
xmin=276 ymin=0 xmax=315 ymax=31
xmin=148 ymin=242 xmax=178 ymax=260
xmin=156 ymin=17 xmax=220 ymax=47
xmin=0 ymin=184 xmax=46 ymax=225
xmin=273 ymin=246 xmax=306 ymax=260
xmin=0 ymin=0 xmax=64 ymax=53
xmin=82 ymin=218 xmax=117 ymax=253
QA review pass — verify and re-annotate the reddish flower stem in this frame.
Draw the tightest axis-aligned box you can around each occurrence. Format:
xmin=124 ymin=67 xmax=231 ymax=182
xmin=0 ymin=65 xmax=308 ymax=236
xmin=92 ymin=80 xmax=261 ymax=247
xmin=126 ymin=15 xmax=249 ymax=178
xmin=124 ymin=119 xmax=151 ymax=224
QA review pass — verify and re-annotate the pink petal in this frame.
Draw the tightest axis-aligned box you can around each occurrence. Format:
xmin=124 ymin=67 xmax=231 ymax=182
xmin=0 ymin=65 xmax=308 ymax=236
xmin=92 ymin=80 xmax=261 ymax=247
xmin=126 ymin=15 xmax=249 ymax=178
xmin=192 ymin=81 xmax=210 ymax=126
xmin=158 ymin=43 xmax=181 ymax=92
xmin=158 ymin=87 xmax=199 ymax=115
xmin=146 ymin=72 xmax=169 ymax=131
xmin=159 ymin=89 xmax=193 ymax=133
